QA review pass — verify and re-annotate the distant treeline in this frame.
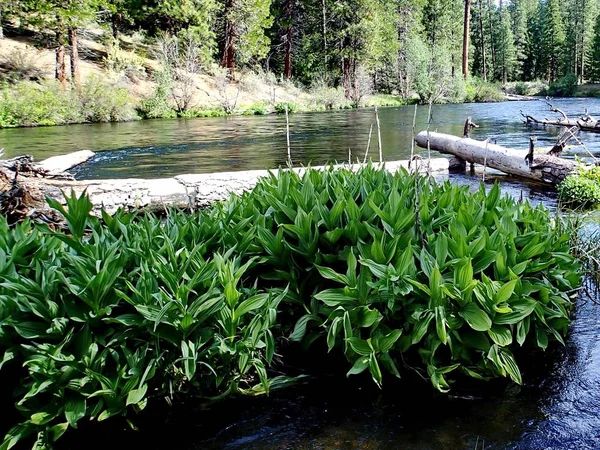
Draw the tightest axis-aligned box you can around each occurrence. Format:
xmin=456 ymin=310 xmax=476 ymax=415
xmin=2 ymin=0 xmax=600 ymax=99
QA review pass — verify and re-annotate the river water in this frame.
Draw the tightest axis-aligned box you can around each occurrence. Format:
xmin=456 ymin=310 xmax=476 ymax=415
xmin=2 ymin=98 xmax=600 ymax=179
xmin=4 ymin=99 xmax=600 ymax=449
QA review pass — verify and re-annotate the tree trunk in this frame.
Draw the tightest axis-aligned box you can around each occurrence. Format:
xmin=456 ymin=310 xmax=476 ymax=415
xmin=322 ymin=0 xmax=327 ymax=65
xmin=111 ymin=13 xmax=121 ymax=40
xmin=487 ymin=0 xmax=496 ymax=78
xmin=415 ymin=131 xmax=577 ymax=184
xmin=522 ymin=109 xmax=600 ymax=132
xmin=55 ymin=29 xmax=67 ymax=89
xmin=478 ymin=0 xmax=487 ymax=81
xmin=283 ymin=0 xmax=292 ymax=79
xmin=221 ymin=0 xmax=235 ymax=71
xmin=580 ymin=22 xmax=586 ymax=83
xmin=0 ymin=10 xmax=4 ymax=40
xmin=342 ymin=58 xmax=352 ymax=98
xmin=69 ymin=28 xmax=80 ymax=86
xmin=462 ymin=0 xmax=471 ymax=79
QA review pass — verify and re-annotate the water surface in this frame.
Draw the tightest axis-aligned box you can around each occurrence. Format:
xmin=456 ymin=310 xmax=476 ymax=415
xmin=2 ymin=98 xmax=600 ymax=179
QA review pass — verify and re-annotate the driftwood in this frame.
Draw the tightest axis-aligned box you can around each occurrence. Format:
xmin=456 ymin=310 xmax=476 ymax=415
xmin=0 ymin=150 xmax=95 ymax=222
xmin=504 ymin=93 xmax=538 ymax=101
xmin=1 ymin=154 xmax=453 ymax=220
xmin=415 ymin=131 xmax=577 ymax=184
xmin=521 ymin=102 xmax=600 ymax=133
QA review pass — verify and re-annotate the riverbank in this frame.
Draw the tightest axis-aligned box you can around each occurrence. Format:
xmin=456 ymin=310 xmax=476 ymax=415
xmin=0 ymin=29 xmax=505 ymax=129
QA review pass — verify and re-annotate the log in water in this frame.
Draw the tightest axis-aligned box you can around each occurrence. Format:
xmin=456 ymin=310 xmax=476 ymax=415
xmin=415 ymin=131 xmax=577 ymax=184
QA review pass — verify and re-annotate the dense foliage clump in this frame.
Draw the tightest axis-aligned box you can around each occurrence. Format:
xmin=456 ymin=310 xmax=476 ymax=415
xmin=0 ymin=78 xmax=137 ymax=128
xmin=0 ymin=167 xmax=580 ymax=448
xmin=558 ymin=166 xmax=600 ymax=208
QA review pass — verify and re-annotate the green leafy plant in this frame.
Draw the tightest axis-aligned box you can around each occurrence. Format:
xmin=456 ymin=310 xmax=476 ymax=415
xmin=558 ymin=166 xmax=600 ymax=208
xmin=274 ymin=102 xmax=297 ymax=114
xmin=0 ymin=167 xmax=581 ymax=448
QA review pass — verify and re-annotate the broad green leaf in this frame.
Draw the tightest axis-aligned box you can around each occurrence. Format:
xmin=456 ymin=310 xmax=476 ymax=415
xmin=493 ymin=299 xmax=537 ymax=325
xmin=434 ymin=306 xmax=447 ymax=344
xmin=346 ymin=337 xmax=373 ymax=356
xmin=126 ymin=385 xmax=148 ymax=406
xmin=378 ymin=329 xmax=402 ymax=353
xmin=459 ymin=303 xmax=492 ymax=331
xmin=315 ymin=265 xmax=349 ymax=285
xmin=233 ymin=293 xmax=269 ymax=320
xmin=488 ymin=326 xmax=512 ymax=346
xmin=347 ymin=356 xmax=369 ymax=376
xmin=499 ymin=349 xmax=522 ymax=384
xmin=494 ymin=280 xmax=518 ymax=304
xmin=411 ymin=311 xmax=434 ymax=344
xmin=314 ymin=289 xmax=357 ymax=307
xmin=64 ymin=395 xmax=86 ymax=428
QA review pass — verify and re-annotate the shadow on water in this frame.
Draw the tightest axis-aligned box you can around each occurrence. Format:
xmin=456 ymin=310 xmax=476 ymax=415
xmin=2 ymin=98 xmax=600 ymax=179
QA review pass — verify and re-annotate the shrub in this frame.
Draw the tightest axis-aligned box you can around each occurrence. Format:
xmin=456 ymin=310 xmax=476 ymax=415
xmin=244 ymin=103 xmax=268 ymax=115
xmin=465 ymin=78 xmax=505 ymax=103
xmin=274 ymin=102 xmax=297 ymax=114
xmin=140 ymin=69 xmax=177 ymax=119
xmin=0 ymin=78 xmax=137 ymax=128
xmin=558 ymin=166 xmax=600 ymax=208
xmin=504 ymin=80 xmax=547 ymax=96
xmin=0 ymin=47 xmax=47 ymax=83
xmin=547 ymin=73 xmax=578 ymax=97
xmin=78 ymin=75 xmax=138 ymax=122
xmin=0 ymin=167 xmax=581 ymax=448
xmin=178 ymin=108 xmax=227 ymax=118
xmin=311 ymin=75 xmax=344 ymax=110
xmin=103 ymin=40 xmax=147 ymax=83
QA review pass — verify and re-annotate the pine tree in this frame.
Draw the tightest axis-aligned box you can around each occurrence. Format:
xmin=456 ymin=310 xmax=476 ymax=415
xmin=542 ymin=0 xmax=566 ymax=81
xmin=221 ymin=0 xmax=274 ymax=68
xmin=497 ymin=7 xmax=517 ymax=82
xmin=588 ymin=12 xmax=600 ymax=81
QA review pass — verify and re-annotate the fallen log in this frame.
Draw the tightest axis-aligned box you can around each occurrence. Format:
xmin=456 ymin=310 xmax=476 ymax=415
xmin=37 ymin=150 xmax=95 ymax=173
xmin=521 ymin=102 xmax=600 ymax=133
xmin=504 ymin=93 xmax=538 ymax=101
xmin=415 ymin=131 xmax=577 ymax=184
xmin=1 ymin=154 xmax=454 ymax=219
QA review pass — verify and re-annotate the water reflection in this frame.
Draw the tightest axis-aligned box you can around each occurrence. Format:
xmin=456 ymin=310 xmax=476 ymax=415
xmin=2 ymin=98 xmax=600 ymax=179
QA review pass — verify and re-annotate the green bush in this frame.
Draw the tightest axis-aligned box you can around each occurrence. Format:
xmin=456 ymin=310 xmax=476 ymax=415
xmin=503 ymin=80 xmax=547 ymax=97
xmin=465 ymin=78 xmax=505 ymax=103
xmin=547 ymin=73 xmax=579 ymax=97
xmin=558 ymin=166 xmax=600 ymax=207
xmin=0 ymin=47 xmax=46 ymax=83
xmin=0 ymin=78 xmax=138 ymax=128
xmin=243 ymin=103 xmax=269 ymax=115
xmin=0 ymin=167 xmax=581 ymax=448
xmin=274 ymin=102 xmax=297 ymax=114
xmin=139 ymin=69 xmax=177 ymax=119
xmin=178 ymin=108 xmax=227 ymax=118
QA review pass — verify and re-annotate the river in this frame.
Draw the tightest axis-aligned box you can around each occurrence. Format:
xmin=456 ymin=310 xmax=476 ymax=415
xmin=4 ymin=99 xmax=600 ymax=449
xmin=2 ymin=98 xmax=600 ymax=179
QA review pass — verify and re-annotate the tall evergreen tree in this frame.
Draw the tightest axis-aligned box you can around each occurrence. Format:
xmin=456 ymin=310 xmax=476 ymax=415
xmin=497 ymin=7 xmax=517 ymax=82
xmin=542 ymin=0 xmax=566 ymax=81
xmin=587 ymin=10 xmax=600 ymax=81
